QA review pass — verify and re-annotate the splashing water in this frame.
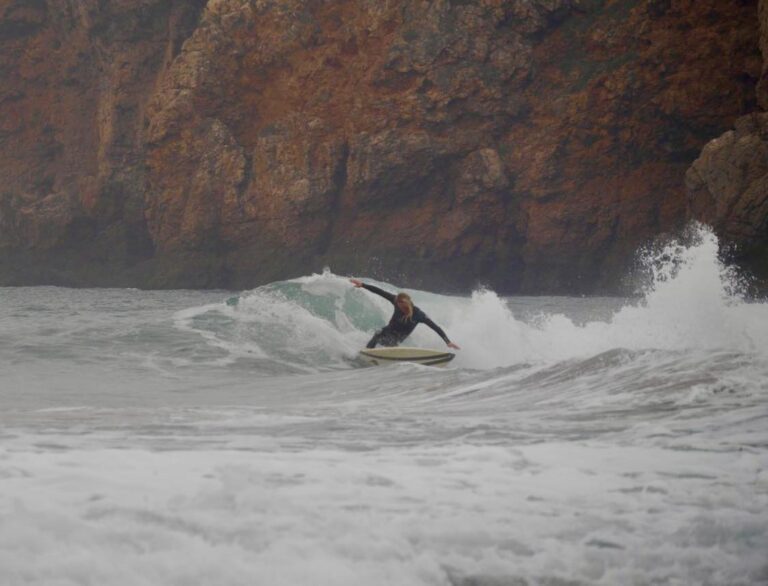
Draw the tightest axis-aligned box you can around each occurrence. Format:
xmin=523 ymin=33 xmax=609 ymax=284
xmin=173 ymin=225 xmax=768 ymax=372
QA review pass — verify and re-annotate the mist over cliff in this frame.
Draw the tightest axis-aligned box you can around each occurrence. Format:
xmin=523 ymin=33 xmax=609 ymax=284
xmin=0 ymin=0 xmax=763 ymax=293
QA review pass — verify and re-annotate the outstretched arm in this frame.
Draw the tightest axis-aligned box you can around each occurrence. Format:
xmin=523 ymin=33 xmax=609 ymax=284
xmin=349 ymin=278 xmax=396 ymax=304
xmin=420 ymin=314 xmax=461 ymax=350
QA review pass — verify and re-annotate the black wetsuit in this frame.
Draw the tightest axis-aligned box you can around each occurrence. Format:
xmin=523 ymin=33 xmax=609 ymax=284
xmin=361 ymin=283 xmax=451 ymax=348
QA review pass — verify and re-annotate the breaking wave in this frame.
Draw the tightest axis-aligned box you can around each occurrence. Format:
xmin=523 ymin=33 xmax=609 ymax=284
xmin=174 ymin=225 xmax=768 ymax=373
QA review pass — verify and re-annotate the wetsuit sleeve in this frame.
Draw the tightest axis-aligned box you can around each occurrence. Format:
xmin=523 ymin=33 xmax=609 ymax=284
xmin=361 ymin=283 xmax=396 ymax=304
xmin=419 ymin=313 xmax=451 ymax=344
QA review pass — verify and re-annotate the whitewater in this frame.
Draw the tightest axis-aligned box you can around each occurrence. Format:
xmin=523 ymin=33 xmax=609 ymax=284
xmin=1 ymin=227 xmax=766 ymax=586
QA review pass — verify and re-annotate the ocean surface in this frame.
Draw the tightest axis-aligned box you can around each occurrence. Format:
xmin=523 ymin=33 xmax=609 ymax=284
xmin=1 ymin=228 xmax=767 ymax=586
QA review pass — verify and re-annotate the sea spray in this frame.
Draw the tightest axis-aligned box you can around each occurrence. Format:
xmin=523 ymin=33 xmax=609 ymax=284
xmin=514 ymin=225 xmax=768 ymax=364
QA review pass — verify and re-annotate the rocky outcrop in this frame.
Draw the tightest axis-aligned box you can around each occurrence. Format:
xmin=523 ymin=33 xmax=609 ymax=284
xmin=687 ymin=0 xmax=768 ymax=286
xmin=0 ymin=0 xmax=761 ymax=292
xmin=687 ymin=114 xmax=768 ymax=242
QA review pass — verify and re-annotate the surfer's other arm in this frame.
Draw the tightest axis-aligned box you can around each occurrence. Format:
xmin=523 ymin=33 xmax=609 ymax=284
xmin=349 ymin=279 xmax=396 ymax=304
xmin=417 ymin=311 xmax=460 ymax=350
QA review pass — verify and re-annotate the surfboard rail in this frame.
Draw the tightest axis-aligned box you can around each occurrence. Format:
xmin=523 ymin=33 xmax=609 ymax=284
xmin=358 ymin=347 xmax=455 ymax=367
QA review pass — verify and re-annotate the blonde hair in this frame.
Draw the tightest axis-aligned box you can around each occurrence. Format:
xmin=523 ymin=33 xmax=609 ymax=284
xmin=395 ymin=292 xmax=414 ymax=322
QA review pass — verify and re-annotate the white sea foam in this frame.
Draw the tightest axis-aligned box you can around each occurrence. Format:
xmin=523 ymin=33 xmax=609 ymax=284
xmin=1 ymin=432 xmax=766 ymax=586
xmin=431 ymin=226 xmax=767 ymax=368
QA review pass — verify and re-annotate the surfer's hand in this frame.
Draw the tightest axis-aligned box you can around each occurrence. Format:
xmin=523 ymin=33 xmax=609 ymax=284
xmin=447 ymin=342 xmax=460 ymax=350
xmin=350 ymin=278 xmax=363 ymax=288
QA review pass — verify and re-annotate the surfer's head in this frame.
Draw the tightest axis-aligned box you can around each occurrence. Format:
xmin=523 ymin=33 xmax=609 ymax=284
xmin=395 ymin=293 xmax=414 ymax=321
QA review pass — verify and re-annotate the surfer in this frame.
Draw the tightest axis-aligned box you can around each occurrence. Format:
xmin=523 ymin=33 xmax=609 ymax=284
xmin=350 ymin=279 xmax=460 ymax=350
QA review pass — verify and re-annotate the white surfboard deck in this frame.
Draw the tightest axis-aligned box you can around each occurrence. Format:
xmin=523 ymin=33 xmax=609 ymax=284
xmin=358 ymin=347 xmax=455 ymax=367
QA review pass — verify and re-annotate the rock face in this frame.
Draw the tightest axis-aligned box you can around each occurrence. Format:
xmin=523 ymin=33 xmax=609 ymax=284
xmin=687 ymin=114 xmax=768 ymax=261
xmin=0 ymin=0 xmax=207 ymax=285
xmin=687 ymin=0 xmax=768 ymax=286
xmin=0 ymin=0 xmax=761 ymax=292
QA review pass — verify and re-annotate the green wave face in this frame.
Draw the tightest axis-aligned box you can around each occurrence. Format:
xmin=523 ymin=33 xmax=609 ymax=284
xmin=176 ymin=271 xmax=425 ymax=374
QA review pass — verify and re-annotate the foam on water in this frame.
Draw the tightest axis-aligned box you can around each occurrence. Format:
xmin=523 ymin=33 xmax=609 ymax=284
xmin=1 ymin=224 xmax=767 ymax=586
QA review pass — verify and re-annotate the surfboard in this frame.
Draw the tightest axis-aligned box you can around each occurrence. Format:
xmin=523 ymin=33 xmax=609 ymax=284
xmin=358 ymin=347 xmax=455 ymax=367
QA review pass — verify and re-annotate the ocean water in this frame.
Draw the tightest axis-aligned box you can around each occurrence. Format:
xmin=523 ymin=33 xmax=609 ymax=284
xmin=1 ymin=228 xmax=766 ymax=586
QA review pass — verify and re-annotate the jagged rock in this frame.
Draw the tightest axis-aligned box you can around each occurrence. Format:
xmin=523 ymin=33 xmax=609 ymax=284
xmin=688 ymin=114 xmax=768 ymax=240
xmin=687 ymin=0 xmax=768 ymax=286
xmin=0 ymin=0 xmax=761 ymax=292
xmin=687 ymin=115 xmax=768 ymax=280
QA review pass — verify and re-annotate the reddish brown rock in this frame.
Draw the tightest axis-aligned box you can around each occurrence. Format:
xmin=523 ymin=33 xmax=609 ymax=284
xmin=687 ymin=0 xmax=768 ymax=286
xmin=0 ymin=0 xmax=207 ymax=284
xmin=688 ymin=113 xmax=768 ymax=241
xmin=687 ymin=113 xmax=768 ymax=286
xmin=0 ymin=0 xmax=762 ymax=292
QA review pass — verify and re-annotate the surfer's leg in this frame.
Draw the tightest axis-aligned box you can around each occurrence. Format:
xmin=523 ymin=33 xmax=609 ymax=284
xmin=379 ymin=331 xmax=402 ymax=347
xmin=367 ymin=328 xmax=400 ymax=348
xmin=366 ymin=330 xmax=384 ymax=348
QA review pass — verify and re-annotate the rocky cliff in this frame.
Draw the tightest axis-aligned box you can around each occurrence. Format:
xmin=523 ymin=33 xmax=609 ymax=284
xmin=0 ymin=0 xmax=761 ymax=293
xmin=686 ymin=0 xmax=768 ymax=288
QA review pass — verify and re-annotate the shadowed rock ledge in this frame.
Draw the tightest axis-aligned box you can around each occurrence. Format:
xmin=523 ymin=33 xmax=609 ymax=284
xmin=0 ymin=0 xmax=761 ymax=293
